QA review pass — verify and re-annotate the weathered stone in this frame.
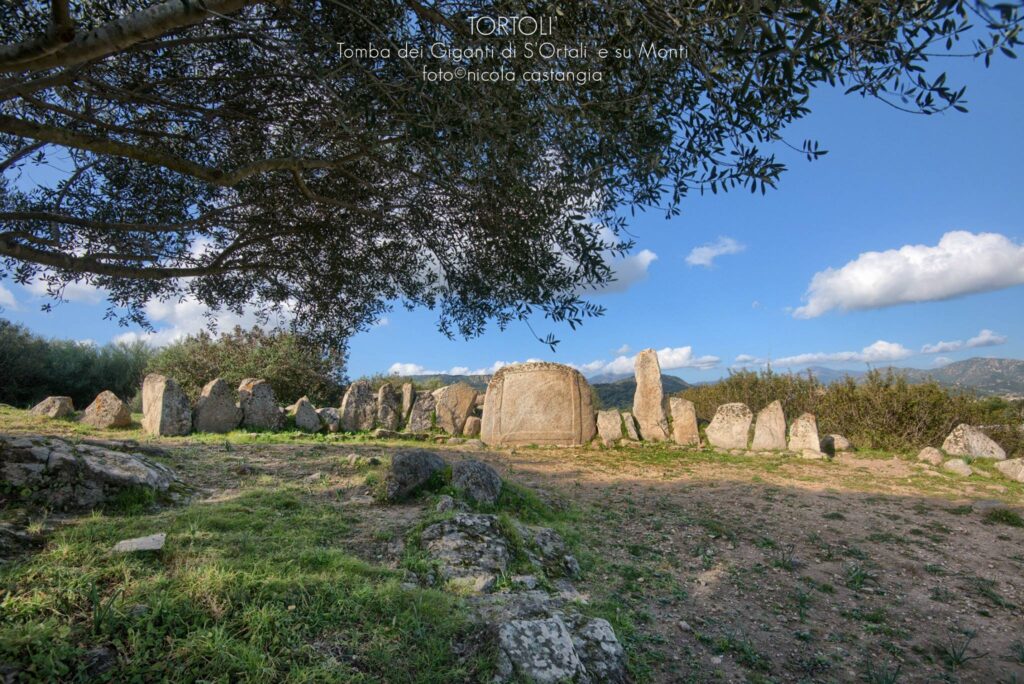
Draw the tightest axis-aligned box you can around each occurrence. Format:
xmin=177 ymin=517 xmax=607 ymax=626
xmin=917 ymin=446 xmax=944 ymax=466
xmin=632 ymin=349 xmax=669 ymax=441
xmin=941 ymin=424 xmax=1006 ymax=460
xmin=596 ymin=409 xmax=623 ymax=445
xmin=621 ymin=412 xmax=640 ymax=441
xmin=788 ymin=413 xmax=821 ymax=452
xmin=668 ymin=397 xmax=700 ymax=447
xmin=340 ymin=380 xmax=376 ymax=432
xmin=705 ymin=403 xmax=752 ymax=450
xmin=316 ymin=407 xmax=341 ymax=432
xmin=463 ymin=415 xmax=482 ymax=438
xmin=113 ymin=533 xmax=166 ymax=554
xmin=995 ymin=458 xmax=1024 ymax=483
xmin=421 ymin=513 xmax=510 ymax=586
xmin=480 ymin=363 xmax=596 ymax=447
xmin=751 ymin=400 xmax=786 ymax=451
xmin=30 ymin=396 xmax=74 ymax=419
xmin=569 ymin=617 xmax=628 ymax=684
xmin=821 ymin=434 xmax=852 ymax=454
xmin=943 ymin=458 xmax=973 ymax=477
xmin=406 ymin=391 xmax=436 ymax=432
xmin=451 ymin=459 xmax=502 ymax=505
xmin=238 ymin=379 xmax=282 ymax=431
xmin=376 ymin=383 xmax=401 ymax=431
xmin=0 ymin=434 xmax=176 ymax=511
xmin=141 ymin=374 xmax=192 ymax=437
xmin=384 ymin=449 xmax=445 ymax=501
xmin=799 ymin=448 xmax=827 ymax=460
xmin=81 ymin=391 xmax=132 ymax=429
xmin=433 ymin=383 xmax=478 ymax=435
xmin=401 ymin=383 xmax=414 ymax=423
xmin=496 ymin=617 xmax=586 ymax=683
xmin=289 ymin=396 xmax=321 ymax=432
xmin=193 ymin=378 xmax=242 ymax=433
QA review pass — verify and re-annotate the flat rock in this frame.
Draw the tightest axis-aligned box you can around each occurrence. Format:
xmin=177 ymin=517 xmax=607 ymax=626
xmin=193 ymin=378 xmax=242 ymax=433
xmin=30 ymin=396 xmax=74 ymax=419
xmin=705 ymin=403 xmax=752 ymax=450
xmin=496 ymin=617 xmax=586 ymax=683
xmin=420 ymin=513 xmax=510 ymax=586
xmin=113 ymin=533 xmax=166 ymax=554
xmin=81 ymin=391 xmax=132 ymax=429
xmin=480 ymin=363 xmax=595 ymax=447
xmin=943 ymin=458 xmax=973 ymax=477
xmin=384 ymin=449 xmax=445 ymax=501
xmin=451 ymin=459 xmax=502 ymax=505
xmin=751 ymin=400 xmax=786 ymax=451
xmin=788 ymin=413 xmax=820 ymax=452
xmin=669 ymin=397 xmax=700 ymax=447
xmin=942 ymin=424 xmax=1005 ymax=460
xmin=632 ymin=349 xmax=669 ymax=441
xmin=142 ymin=374 xmax=192 ymax=437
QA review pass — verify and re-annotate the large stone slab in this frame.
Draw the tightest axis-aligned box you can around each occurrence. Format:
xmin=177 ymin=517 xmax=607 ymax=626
xmin=405 ymin=391 xmax=436 ymax=432
xmin=238 ymin=379 xmax=283 ymax=431
xmin=596 ymin=409 xmax=623 ymax=445
xmin=788 ymin=413 xmax=820 ymax=452
xmin=141 ymin=374 xmax=192 ymax=437
xmin=340 ymin=380 xmax=376 ymax=432
xmin=81 ymin=391 xmax=132 ymax=429
xmin=705 ymin=403 xmax=751 ymax=450
xmin=632 ymin=349 xmax=669 ymax=441
xmin=376 ymin=383 xmax=401 ymax=431
xmin=193 ymin=378 xmax=242 ymax=433
xmin=941 ymin=424 xmax=1006 ymax=460
xmin=289 ymin=396 xmax=321 ymax=432
xmin=480 ymin=362 xmax=596 ymax=447
xmin=30 ymin=396 xmax=74 ymax=419
xmin=433 ymin=383 xmax=478 ymax=435
xmin=668 ymin=397 xmax=699 ymax=446
xmin=750 ymin=400 xmax=786 ymax=450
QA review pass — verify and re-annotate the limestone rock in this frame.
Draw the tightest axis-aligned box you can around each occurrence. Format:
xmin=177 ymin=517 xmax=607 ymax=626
xmin=788 ymin=413 xmax=820 ymax=452
xmin=433 ymin=383 xmax=478 ymax=435
xmin=384 ymin=449 xmax=445 ymax=501
xmin=799 ymin=448 xmax=827 ymax=460
xmin=451 ymin=459 xmax=502 ymax=505
xmin=669 ymin=397 xmax=700 ymax=447
xmin=193 ymin=379 xmax=242 ymax=433
xmin=30 ymin=396 xmax=74 ymax=419
xmin=374 ymin=383 xmax=400 ymax=431
xmin=401 ymin=383 xmax=414 ymax=423
xmin=496 ymin=617 xmax=586 ymax=683
xmin=238 ymin=379 xmax=282 ymax=431
xmin=141 ymin=374 xmax=192 ymax=437
xmin=463 ymin=415 xmax=482 ymax=438
xmin=751 ymin=400 xmax=786 ymax=451
xmin=632 ymin=349 xmax=669 ymax=441
xmin=821 ymin=434 xmax=852 ymax=454
xmin=917 ymin=446 xmax=944 ymax=466
xmin=289 ymin=396 xmax=321 ymax=432
xmin=81 ymin=391 xmax=132 ymax=429
xmin=596 ymin=409 xmax=623 ymax=445
xmin=995 ymin=458 xmax=1024 ymax=483
xmin=943 ymin=458 xmax=973 ymax=477
xmin=621 ymin=412 xmax=640 ymax=441
xmin=480 ymin=363 xmax=596 ymax=447
xmin=113 ymin=533 xmax=166 ymax=554
xmin=570 ymin=617 xmax=628 ymax=683
xmin=705 ymin=403 xmax=752 ymax=450
xmin=420 ymin=513 xmax=510 ymax=586
xmin=317 ymin=407 xmax=341 ymax=432
xmin=405 ymin=391 xmax=436 ymax=433
xmin=340 ymin=380 xmax=376 ymax=432
xmin=941 ymin=424 xmax=1006 ymax=460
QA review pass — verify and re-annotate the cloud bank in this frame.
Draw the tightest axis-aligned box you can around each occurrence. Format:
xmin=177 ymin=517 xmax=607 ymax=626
xmin=921 ymin=328 xmax=1007 ymax=354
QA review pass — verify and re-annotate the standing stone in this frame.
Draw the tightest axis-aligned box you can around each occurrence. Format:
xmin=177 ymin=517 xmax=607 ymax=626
xmin=751 ymin=400 xmax=786 ymax=451
xmin=668 ymin=397 xmax=700 ymax=446
xmin=480 ymin=363 xmax=596 ymax=447
xmin=621 ymin=412 xmax=640 ymax=441
xmin=406 ymin=391 xmax=436 ymax=432
xmin=632 ymin=349 xmax=669 ymax=441
xmin=30 ymin=396 xmax=74 ymax=419
xmin=340 ymin=380 xmax=376 ymax=432
xmin=81 ymin=391 xmax=132 ymax=429
xmin=788 ymin=413 xmax=820 ymax=452
xmin=238 ymin=379 xmax=283 ymax=431
xmin=433 ymin=383 xmax=478 ymax=436
xmin=317 ymin=407 xmax=341 ymax=432
xmin=193 ymin=378 xmax=242 ymax=433
xmin=289 ymin=396 xmax=321 ymax=432
xmin=941 ymin=424 xmax=1006 ymax=460
xmin=376 ymin=383 xmax=401 ymax=431
xmin=705 ymin=403 xmax=752 ymax=450
xmin=141 ymin=374 xmax=192 ymax=437
xmin=596 ymin=410 xmax=623 ymax=445
xmin=401 ymin=383 xmax=415 ymax=423
xmin=463 ymin=416 xmax=482 ymax=438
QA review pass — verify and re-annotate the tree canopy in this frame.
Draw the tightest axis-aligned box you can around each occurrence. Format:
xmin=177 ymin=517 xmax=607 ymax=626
xmin=1 ymin=0 xmax=1020 ymax=354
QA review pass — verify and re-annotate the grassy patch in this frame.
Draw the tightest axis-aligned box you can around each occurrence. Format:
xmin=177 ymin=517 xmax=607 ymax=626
xmin=982 ymin=507 xmax=1024 ymax=527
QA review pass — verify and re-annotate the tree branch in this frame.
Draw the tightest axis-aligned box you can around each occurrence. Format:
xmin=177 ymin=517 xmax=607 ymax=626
xmin=0 ymin=0 xmax=76 ymax=70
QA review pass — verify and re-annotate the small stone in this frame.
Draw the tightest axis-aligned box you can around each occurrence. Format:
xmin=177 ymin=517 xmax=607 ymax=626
xmin=678 ymin=620 xmax=692 ymax=632
xmin=917 ymin=446 xmax=944 ymax=466
xmin=463 ymin=416 xmax=482 ymax=438
xmin=384 ymin=450 xmax=446 ymax=501
xmin=451 ymin=459 xmax=503 ymax=505
xmin=943 ymin=459 xmax=973 ymax=477
xmin=113 ymin=533 xmax=166 ymax=554
xmin=30 ymin=396 xmax=74 ymax=419
xmin=995 ymin=458 xmax=1024 ymax=483
xmin=942 ymin=424 xmax=1006 ymax=460
xmin=799 ymin=449 xmax=826 ymax=460
xmin=513 ymin=574 xmax=539 ymax=590
xmin=668 ymin=397 xmax=700 ymax=447
xmin=596 ymin=410 xmax=623 ymax=446
xmin=81 ymin=391 xmax=132 ymax=429
xmin=289 ymin=396 xmax=321 ymax=432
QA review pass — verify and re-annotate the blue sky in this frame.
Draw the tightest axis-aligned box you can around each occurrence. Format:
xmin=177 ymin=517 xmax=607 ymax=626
xmin=2 ymin=53 xmax=1022 ymax=382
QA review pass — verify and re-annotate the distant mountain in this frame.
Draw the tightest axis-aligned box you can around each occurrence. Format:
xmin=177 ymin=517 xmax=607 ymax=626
xmin=404 ymin=374 xmax=492 ymax=391
xmin=803 ymin=358 xmax=1024 ymax=398
xmin=590 ymin=374 xmax=691 ymax=410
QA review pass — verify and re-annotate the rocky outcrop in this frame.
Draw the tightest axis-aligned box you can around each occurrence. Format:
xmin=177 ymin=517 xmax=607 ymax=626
xmin=30 ymin=396 xmax=74 ymax=419
xmin=433 ymin=383 xmax=478 ymax=435
xmin=238 ymin=379 xmax=282 ymax=431
xmin=788 ymin=413 xmax=821 ymax=452
xmin=705 ymin=403 xmax=752 ymax=450
xmin=141 ymin=374 xmax=192 ymax=437
xmin=340 ymin=380 xmax=376 ymax=432
xmin=405 ymin=391 xmax=436 ymax=433
xmin=632 ymin=349 xmax=669 ymax=441
xmin=941 ymin=424 xmax=1005 ymax=460
xmin=193 ymin=378 xmax=242 ymax=433
xmin=376 ymin=383 xmax=401 ymax=431
xmin=384 ymin=449 xmax=445 ymax=501
xmin=81 ymin=391 xmax=132 ymax=429
xmin=668 ymin=397 xmax=699 ymax=447
xmin=421 ymin=513 xmax=511 ymax=589
xmin=480 ymin=363 xmax=595 ymax=447
xmin=451 ymin=459 xmax=502 ymax=505
xmin=289 ymin=396 xmax=321 ymax=432
xmin=751 ymin=400 xmax=786 ymax=451
xmin=596 ymin=410 xmax=622 ymax=446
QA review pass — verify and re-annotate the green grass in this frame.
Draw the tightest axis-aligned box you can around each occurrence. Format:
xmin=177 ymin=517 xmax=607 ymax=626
xmin=982 ymin=507 xmax=1024 ymax=527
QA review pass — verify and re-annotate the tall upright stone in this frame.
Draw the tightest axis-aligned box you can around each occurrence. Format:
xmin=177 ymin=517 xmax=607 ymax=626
xmin=401 ymin=383 xmax=415 ymax=423
xmin=632 ymin=349 xmax=669 ymax=441
xmin=788 ymin=413 xmax=820 ymax=452
xmin=340 ymin=380 xmax=376 ymax=432
xmin=751 ymin=400 xmax=786 ymax=451
xmin=141 ymin=374 xmax=192 ymax=436
xmin=81 ymin=390 xmax=132 ymax=429
xmin=377 ymin=383 xmax=401 ymax=431
xmin=289 ymin=396 xmax=321 ymax=432
xmin=193 ymin=378 xmax=242 ymax=433
xmin=480 ymin=362 xmax=596 ymax=447
xmin=238 ymin=378 xmax=283 ymax=431
xmin=433 ymin=383 xmax=478 ymax=435
xmin=668 ymin=397 xmax=700 ymax=446
xmin=406 ymin=392 xmax=436 ymax=432
xmin=705 ymin=403 xmax=752 ymax=450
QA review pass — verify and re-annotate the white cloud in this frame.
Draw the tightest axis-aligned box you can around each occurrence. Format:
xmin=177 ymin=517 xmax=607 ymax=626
xmin=386 ymin=359 xmax=515 ymax=377
xmin=794 ymin=231 xmax=1024 ymax=318
xmin=773 ymin=340 xmax=914 ymax=367
xmin=577 ymin=345 xmax=720 ymax=376
xmin=932 ymin=356 xmax=954 ymax=366
xmin=731 ymin=354 xmax=766 ymax=369
xmin=685 ymin=236 xmax=745 ymax=267
xmin=614 ymin=344 xmax=631 ymax=355
xmin=921 ymin=339 xmax=961 ymax=354
xmin=373 ymin=317 xmax=390 ymax=327
xmin=25 ymin=276 xmax=106 ymax=304
xmin=0 ymin=284 xmax=17 ymax=310
xmin=921 ymin=328 xmax=1007 ymax=354
xmin=114 ymin=296 xmax=289 ymax=347
xmin=588 ymin=249 xmax=658 ymax=294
